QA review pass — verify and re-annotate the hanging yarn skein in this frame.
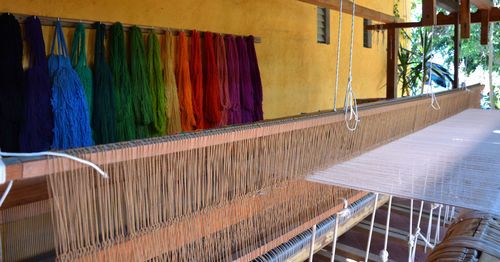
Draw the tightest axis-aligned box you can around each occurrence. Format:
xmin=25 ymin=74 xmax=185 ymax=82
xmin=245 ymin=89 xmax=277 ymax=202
xmin=48 ymin=20 xmax=92 ymax=149
xmin=110 ymin=22 xmax=136 ymax=141
xmin=163 ymin=31 xmax=182 ymax=134
xmin=19 ymin=16 xmax=53 ymax=152
xmin=130 ymin=26 xmax=154 ymax=138
xmin=147 ymin=31 xmax=167 ymax=136
xmin=246 ymin=35 xmax=264 ymax=122
xmin=175 ymin=31 xmax=197 ymax=131
xmin=215 ymin=34 xmax=231 ymax=127
xmin=225 ymin=35 xmax=242 ymax=125
xmin=203 ymin=32 xmax=222 ymax=128
xmin=92 ymin=22 xmax=117 ymax=145
xmin=190 ymin=30 xmax=205 ymax=129
xmin=236 ymin=36 xmax=255 ymax=124
xmin=70 ymin=22 xmax=93 ymax=123
xmin=0 ymin=13 xmax=25 ymax=152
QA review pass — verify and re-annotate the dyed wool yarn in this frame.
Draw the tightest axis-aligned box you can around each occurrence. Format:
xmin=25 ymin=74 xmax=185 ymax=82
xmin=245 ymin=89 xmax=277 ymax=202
xmin=215 ymin=33 xmax=231 ymax=127
xmin=48 ymin=21 xmax=92 ymax=149
xmin=110 ymin=22 xmax=136 ymax=141
xmin=236 ymin=36 xmax=255 ymax=124
xmin=19 ymin=16 xmax=53 ymax=152
xmin=175 ymin=31 xmax=197 ymax=131
xmin=225 ymin=35 xmax=242 ymax=125
xmin=70 ymin=22 xmax=93 ymax=123
xmin=190 ymin=30 xmax=205 ymax=129
xmin=163 ymin=31 xmax=182 ymax=134
xmin=92 ymin=22 xmax=117 ymax=144
xmin=0 ymin=13 xmax=25 ymax=152
xmin=246 ymin=36 xmax=264 ymax=121
xmin=130 ymin=26 xmax=154 ymax=138
xmin=147 ymin=31 xmax=167 ymax=136
xmin=203 ymin=32 xmax=222 ymax=128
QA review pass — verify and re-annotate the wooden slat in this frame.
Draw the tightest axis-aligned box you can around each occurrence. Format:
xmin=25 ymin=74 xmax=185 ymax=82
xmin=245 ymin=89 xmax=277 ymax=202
xmin=461 ymin=0 xmax=471 ymax=38
xmin=471 ymin=0 xmax=493 ymax=9
xmin=386 ymin=27 xmax=398 ymax=99
xmin=299 ymin=0 xmax=401 ymax=23
xmin=437 ymin=0 xmax=460 ymax=12
xmin=454 ymin=12 xmax=460 ymax=89
xmin=422 ymin=0 xmax=437 ymax=26
xmin=480 ymin=9 xmax=490 ymax=45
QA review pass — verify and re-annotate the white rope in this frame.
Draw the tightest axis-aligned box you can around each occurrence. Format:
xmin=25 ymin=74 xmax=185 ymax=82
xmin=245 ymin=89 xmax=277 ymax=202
xmin=427 ymin=25 xmax=440 ymax=110
xmin=334 ymin=0 xmax=343 ymax=112
xmin=308 ymin=224 xmax=317 ymax=262
xmin=444 ymin=205 xmax=449 ymax=225
xmin=425 ymin=203 xmax=438 ymax=252
xmin=409 ymin=200 xmax=425 ymax=262
xmin=0 ymin=180 xmax=13 ymax=208
xmin=434 ymin=204 xmax=443 ymax=245
xmin=365 ymin=193 xmax=379 ymax=262
xmin=408 ymin=199 xmax=413 ymax=262
xmin=331 ymin=198 xmax=350 ymax=262
xmin=0 ymin=151 xmax=108 ymax=179
xmin=380 ymin=195 xmax=392 ymax=262
xmin=344 ymin=0 xmax=360 ymax=131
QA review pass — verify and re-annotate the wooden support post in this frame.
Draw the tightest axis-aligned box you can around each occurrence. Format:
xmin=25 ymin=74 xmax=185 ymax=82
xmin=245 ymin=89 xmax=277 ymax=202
xmin=480 ymin=9 xmax=490 ymax=45
xmin=386 ymin=27 xmax=399 ymax=99
xmin=461 ymin=0 xmax=471 ymax=38
xmin=422 ymin=0 xmax=437 ymax=26
xmin=454 ymin=12 xmax=460 ymax=89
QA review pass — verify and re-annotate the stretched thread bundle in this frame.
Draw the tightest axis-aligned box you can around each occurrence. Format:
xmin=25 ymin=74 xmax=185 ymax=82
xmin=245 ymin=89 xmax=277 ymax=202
xmin=0 ymin=13 xmax=25 ymax=152
xmin=92 ymin=22 xmax=117 ymax=144
xmin=163 ymin=31 xmax=182 ymax=134
xmin=147 ymin=31 xmax=167 ymax=136
xmin=203 ymin=32 xmax=222 ymax=128
xmin=130 ymin=26 xmax=154 ymax=138
xmin=110 ymin=22 xmax=136 ymax=141
xmin=70 ymin=22 xmax=93 ymax=124
xmin=190 ymin=30 xmax=205 ymax=129
xmin=175 ymin=31 xmax=197 ymax=131
xmin=20 ymin=16 xmax=53 ymax=152
xmin=215 ymin=34 xmax=231 ymax=127
xmin=45 ymin=88 xmax=481 ymax=261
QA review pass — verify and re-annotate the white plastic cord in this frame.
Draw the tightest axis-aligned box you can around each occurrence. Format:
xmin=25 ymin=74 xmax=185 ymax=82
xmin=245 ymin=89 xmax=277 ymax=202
xmin=434 ymin=204 xmax=442 ymax=245
xmin=380 ymin=195 xmax=393 ymax=262
xmin=411 ymin=200 xmax=425 ymax=261
xmin=334 ymin=0 xmax=343 ymax=112
xmin=0 ymin=154 xmax=6 ymax=184
xmin=0 ymin=180 xmax=13 ymax=208
xmin=0 ymin=151 xmax=108 ymax=179
xmin=427 ymin=25 xmax=440 ymax=110
xmin=308 ymin=224 xmax=317 ymax=262
xmin=331 ymin=198 xmax=350 ymax=262
xmin=425 ymin=203 xmax=438 ymax=252
xmin=344 ymin=0 xmax=360 ymax=131
xmin=365 ymin=193 xmax=379 ymax=262
xmin=444 ymin=205 xmax=449 ymax=225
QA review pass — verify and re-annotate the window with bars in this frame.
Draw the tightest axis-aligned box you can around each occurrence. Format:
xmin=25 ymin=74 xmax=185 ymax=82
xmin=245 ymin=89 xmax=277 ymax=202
xmin=317 ymin=7 xmax=330 ymax=44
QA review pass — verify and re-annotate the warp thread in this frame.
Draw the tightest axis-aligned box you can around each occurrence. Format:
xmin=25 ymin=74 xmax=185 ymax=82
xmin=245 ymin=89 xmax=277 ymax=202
xmin=19 ymin=16 xmax=53 ymax=152
xmin=190 ymin=30 xmax=205 ymax=129
xmin=130 ymin=26 xmax=154 ymax=139
xmin=236 ymin=36 xmax=255 ymax=124
xmin=70 ymin=22 xmax=93 ymax=124
xmin=147 ymin=31 xmax=167 ymax=136
xmin=163 ymin=31 xmax=182 ymax=134
xmin=225 ymin=35 xmax=242 ymax=125
xmin=110 ymin=22 xmax=136 ymax=141
xmin=48 ymin=21 xmax=92 ymax=149
xmin=92 ymin=22 xmax=117 ymax=144
xmin=215 ymin=34 xmax=231 ymax=127
xmin=0 ymin=13 xmax=25 ymax=152
xmin=203 ymin=32 xmax=222 ymax=128
xmin=246 ymin=35 xmax=264 ymax=122
xmin=175 ymin=31 xmax=197 ymax=131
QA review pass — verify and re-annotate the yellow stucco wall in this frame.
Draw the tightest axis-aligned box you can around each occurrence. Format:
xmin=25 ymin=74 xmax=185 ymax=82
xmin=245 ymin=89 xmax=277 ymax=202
xmin=1 ymin=0 xmax=406 ymax=120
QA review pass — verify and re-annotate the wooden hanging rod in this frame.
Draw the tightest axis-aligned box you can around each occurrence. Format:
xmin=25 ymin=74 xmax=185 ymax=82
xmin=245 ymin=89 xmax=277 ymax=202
xmin=299 ymin=0 xmax=402 ymax=23
xmin=6 ymin=12 xmax=262 ymax=43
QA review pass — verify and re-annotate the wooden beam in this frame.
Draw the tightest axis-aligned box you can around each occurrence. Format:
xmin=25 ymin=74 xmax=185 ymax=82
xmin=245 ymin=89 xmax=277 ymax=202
xmin=422 ymin=0 xmax=437 ymax=25
xmin=386 ymin=27 xmax=399 ymax=99
xmin=437 ymin=0 xmax=460 ymax=12
xmin=461 ymin=0 xmax=471 ymax=38
xmin=298 ymin=0 xmax=401 ymax=23
xmin=480 ymin=9 xmax=490 ymax=45
xmin=454 ymin=13 xmax=460 ymax=89
xmin=471 ymin=0 xmax=493 ymax=9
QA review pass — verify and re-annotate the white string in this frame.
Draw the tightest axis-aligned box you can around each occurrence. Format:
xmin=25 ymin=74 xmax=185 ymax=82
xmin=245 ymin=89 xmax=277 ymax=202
xmin=409 ymin=200 xmax=424 ymax=262
xmin=308 ymin=224 xmax=317 ymax=262
xmin=344 ymin=0 xmax=360 ymax=131
xmin=334 ymin=0 xmax=343 ymax=112
xmin=408 ymin=199 xmax=413 ymax=262
xmin=434 ymin=204 xmax=442 ymax=245
xmin=379 ymin=195 xmax=392 ymax=262
xmin=0 ymin=151 xmax=108 ymax=179
xmin=427 ymin=25 xmax=440 ymax=110
xmin=425 ymin=203 xmax=437 ymax=252
xmin=331 ymin=198 xmax=350 ymax=262
xmin=0 ymin=180 xmax=13 ymax=208
xmin=364 ymin=192 xmax=379 ymax=262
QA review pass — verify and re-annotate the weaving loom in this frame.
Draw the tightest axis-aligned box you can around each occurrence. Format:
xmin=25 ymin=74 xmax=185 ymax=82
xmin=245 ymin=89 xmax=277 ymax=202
xmin=0 ymin=85 xmax=484 ymax=261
